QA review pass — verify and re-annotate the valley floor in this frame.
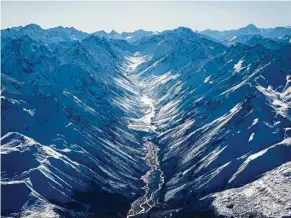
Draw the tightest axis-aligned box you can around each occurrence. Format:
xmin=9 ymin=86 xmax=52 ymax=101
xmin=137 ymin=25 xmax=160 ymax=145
xmin=118 ymin=54 xmax=165 ymax=217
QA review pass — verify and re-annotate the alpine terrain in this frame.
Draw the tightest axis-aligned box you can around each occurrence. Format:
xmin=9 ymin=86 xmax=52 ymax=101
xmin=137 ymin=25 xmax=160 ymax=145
xmin=1 ymin=24 xmax=291 ymax=218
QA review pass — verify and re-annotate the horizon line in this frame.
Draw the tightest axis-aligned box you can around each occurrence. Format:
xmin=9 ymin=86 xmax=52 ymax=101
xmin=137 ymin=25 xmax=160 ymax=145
xmin=2 ymin=23 xmax=291 ymax=34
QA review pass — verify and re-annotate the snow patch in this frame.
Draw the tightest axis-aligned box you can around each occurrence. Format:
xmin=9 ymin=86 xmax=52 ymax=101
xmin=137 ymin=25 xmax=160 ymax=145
xmin=23 ymin=108 xmax=35 ymax=116
xmin=249 ymin=132 xmax=255 ymax=142
xmin=204 ymin=75 xmax=212 ymax=83
xmin=234 ymin=59 xmax=244 ymax=73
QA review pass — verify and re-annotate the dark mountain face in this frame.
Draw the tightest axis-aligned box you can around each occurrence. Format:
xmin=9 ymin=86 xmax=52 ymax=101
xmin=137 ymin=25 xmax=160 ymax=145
xmin=1 ymin=24 xmax=291 ymax=218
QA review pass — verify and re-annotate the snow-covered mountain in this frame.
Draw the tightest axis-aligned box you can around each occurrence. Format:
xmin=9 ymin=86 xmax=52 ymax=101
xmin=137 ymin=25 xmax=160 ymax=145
xmin=93 ymin=29 xmax=156 ymax=42
xmin=199 ymin=24 xmax=291 ymax=42
xmin=1 ymin=24 xmax=291 ymax=218
xmin=223 ymin=34 xmax=291 ymax=50
xmin=1 ymin=24 xmax=89 ymax=47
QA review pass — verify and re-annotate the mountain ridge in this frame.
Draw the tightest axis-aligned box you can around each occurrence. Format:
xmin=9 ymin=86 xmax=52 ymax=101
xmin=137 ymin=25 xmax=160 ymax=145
xmin=2 ymin=23 xmax=291 ymax=44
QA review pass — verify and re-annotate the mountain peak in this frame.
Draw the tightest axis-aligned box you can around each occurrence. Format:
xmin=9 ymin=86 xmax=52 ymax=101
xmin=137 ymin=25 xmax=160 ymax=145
xmin=22 ymin=23 xmax=43 ymax=32
xmin=175 ymin=26 xmax=193 ymax=33
xmin=171 ymin=26 xmax=198 ymax=38
xmin=110 ymin=30 xmax=119 ymax=35
xmin=246 ymin=24 xmax=259 ymax=30
xmin=133 ymin=29 xmax=152 ymax=34
xmin=49 ymin=26 xmax=76 ymax=31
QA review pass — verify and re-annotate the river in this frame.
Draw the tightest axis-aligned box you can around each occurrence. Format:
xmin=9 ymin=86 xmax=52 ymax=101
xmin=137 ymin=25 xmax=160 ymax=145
xmin=125 ymin=54 xmax=164 ymax=217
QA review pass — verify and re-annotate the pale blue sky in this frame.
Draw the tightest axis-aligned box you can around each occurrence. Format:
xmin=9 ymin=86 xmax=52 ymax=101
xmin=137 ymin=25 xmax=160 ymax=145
xmin=1 ymin=1 xmax=291 ymax=33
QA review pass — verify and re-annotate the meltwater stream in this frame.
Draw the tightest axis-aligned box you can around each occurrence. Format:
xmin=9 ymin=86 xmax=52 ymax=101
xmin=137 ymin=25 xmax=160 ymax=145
xmin=127 ymin=137 xmax=164 ymax=217
xmin=125 ymin=54 xmax=164 ymax=217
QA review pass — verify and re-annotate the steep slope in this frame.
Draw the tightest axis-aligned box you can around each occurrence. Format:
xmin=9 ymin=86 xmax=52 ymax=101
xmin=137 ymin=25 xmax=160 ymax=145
xmin=129 ymin=29 xmax=291 ymax=217
xmin=1 ymin=34 xmax=147 ymax=217
xmin=206 ymin=161 xmax=291 ymax=217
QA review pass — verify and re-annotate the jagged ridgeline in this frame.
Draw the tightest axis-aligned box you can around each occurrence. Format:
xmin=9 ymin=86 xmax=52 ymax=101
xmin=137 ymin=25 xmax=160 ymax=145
xmin=1 ymin=24 xmax=291 ymax=218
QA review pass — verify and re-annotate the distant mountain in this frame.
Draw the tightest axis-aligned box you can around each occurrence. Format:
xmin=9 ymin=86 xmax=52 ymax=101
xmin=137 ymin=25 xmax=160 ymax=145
xmin=199 ymin=24 xmax=291 ymax=41
xmin=93 ymin=29 xmax=156 ymax=42
xmin=223 ymin=34 xmax=291 ymax=50
xmin=1 ymin=25 xmax=155 ymax=47
xmin=1 ymin=24 xmax=291 ymax=218
xmin=1 ymin=24 xmax=89 ymax=47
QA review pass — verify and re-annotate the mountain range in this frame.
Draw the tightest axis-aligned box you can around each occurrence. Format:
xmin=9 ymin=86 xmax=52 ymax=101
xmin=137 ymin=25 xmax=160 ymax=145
xmin=1 ymin=23 xmax=291 ymax=218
